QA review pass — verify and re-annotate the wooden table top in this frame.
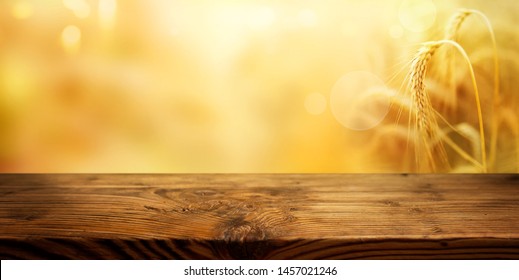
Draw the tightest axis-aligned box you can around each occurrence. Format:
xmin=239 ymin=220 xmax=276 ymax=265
xmin=1 ymin=174 xmax=518 ymax=259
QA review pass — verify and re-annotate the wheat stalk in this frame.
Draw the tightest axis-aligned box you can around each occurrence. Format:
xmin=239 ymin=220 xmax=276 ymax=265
xmin=442 ymin=10 xmax=472 ymax=108
xmin=445 ymin=9 xmax=499 ymax=102
xmin=444 ymin=9 xmax=499 ymax=170
xmin=407 ymin=40 xmax=488 ymax=172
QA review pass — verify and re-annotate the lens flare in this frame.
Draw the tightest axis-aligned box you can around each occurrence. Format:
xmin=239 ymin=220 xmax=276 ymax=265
xmin=330 ymin=71 xmax=391 ymax=131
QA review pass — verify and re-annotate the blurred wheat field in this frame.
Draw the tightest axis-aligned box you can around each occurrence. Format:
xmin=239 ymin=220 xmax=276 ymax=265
xmin=0 ymin=0 xmax=517 ymax=172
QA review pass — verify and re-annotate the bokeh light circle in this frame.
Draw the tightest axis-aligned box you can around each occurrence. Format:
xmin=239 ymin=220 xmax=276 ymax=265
xmin=330 ymin=71 xmax=391 ymax=131
xmin=398 ymin=0 xmax=437 ymax=33
xmin=62 ymin=25 xmax=81 ymax=46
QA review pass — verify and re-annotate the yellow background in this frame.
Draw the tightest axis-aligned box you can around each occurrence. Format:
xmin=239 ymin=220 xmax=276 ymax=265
xmin=0 ymin=0 xmax=517 ymax=172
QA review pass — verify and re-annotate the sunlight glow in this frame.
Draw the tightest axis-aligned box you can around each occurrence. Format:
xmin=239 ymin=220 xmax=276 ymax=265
xmin=63 ymin=0 xmax=91 ymax=19
xmin=399 ymin=0 xmax=437 ymax=33
xmin=12 ymin=1 xmax=33 ymax=20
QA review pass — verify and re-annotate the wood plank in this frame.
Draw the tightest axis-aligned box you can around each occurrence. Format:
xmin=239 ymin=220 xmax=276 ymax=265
xmin=0 ymin=174 xmax=518 ymax=259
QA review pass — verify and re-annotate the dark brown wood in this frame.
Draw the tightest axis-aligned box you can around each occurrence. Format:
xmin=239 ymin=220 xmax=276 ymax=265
xmin=0 ymin=174 xmax=518 ymax=259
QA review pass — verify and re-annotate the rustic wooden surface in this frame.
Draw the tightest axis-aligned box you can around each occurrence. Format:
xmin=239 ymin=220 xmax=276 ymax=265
xmin=0 ymin=174 xmax=518 ymax=259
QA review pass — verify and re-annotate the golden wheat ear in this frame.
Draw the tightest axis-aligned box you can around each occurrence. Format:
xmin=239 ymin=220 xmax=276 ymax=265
xmin=408 ymin=42 xmax=447 ymax=172
xmin=407 ymin=40 xmax=487 ymax=172
xmin=444 ymin=9 xmax=499 ymax=170
xmin=445 ymin=10 xmax=471 ymax=41
xmin=445 ymin=9 xmax=499 ymax=101
xmin=442 ymin=10 xmax=471 ymax=108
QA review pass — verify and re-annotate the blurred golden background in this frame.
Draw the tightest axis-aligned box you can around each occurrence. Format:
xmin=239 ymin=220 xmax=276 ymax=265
xmin=0 ymin=0 xmax=517 ymax=172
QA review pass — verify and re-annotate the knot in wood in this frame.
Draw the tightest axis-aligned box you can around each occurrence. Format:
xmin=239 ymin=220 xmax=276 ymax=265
xmin=218 ymin=217 xmax=271 ymax=242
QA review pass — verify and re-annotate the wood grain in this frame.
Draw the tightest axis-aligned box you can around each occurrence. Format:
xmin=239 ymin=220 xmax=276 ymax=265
xmin=0 ymin=174 xmax=518 ymax=259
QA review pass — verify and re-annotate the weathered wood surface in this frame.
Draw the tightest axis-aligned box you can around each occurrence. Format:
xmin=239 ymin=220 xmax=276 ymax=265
xmin=0 ymin=174 xmax=518 ymax=259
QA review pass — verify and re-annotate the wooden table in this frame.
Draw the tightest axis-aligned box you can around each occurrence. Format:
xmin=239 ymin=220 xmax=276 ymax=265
xmin=0 ymin=174 xmax=518 ymax=259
